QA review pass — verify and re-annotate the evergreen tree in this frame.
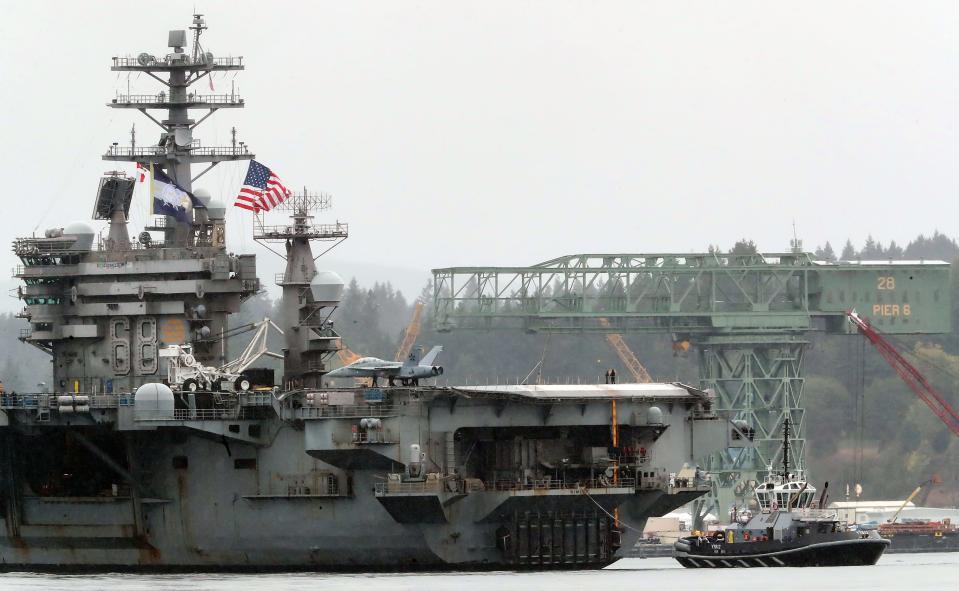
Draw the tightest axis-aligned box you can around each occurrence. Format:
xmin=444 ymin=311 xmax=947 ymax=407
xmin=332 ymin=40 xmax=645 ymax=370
xmin=840 ymin=239 xmax=857 ymax=260
xmin=904 ymin=231 xmax=959 ymax=260
xmin=815 ymin=242 xmax=837 ymax=261
xmin=729 ymin=239 xmax=758 ymax=255
xmin=886 ymin=240 xmax=903 ymax=260
xmin=821 ymin=241 xmax=837 ymax=261
xmin=861 ymin=235 xmax=882 ymax=259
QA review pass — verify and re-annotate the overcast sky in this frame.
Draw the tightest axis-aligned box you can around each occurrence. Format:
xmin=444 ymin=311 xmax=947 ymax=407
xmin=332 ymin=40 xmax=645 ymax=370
xmin=2 ymin=1 xmax=957 ymax=307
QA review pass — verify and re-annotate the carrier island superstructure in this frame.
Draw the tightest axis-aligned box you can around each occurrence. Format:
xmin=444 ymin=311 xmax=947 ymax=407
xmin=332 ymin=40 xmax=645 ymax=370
xmin=0 ymin=16 xmax=739 ymax=570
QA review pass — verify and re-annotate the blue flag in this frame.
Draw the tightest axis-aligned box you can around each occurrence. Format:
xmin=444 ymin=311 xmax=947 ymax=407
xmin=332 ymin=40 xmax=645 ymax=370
xmin=150 ymin=165 xmax=204 ymax=222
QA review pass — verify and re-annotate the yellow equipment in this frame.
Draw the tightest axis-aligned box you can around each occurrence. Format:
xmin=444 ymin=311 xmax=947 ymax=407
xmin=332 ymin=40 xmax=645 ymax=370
xmin=889 ymin=479 xmax=934 ymax=524
xmin=335 ymin=301 xmax=425 ymax=369
xmin=336 ymin=347 xmax=362 ymax=366
xmin=395 ymin=301 xmax=425 ymax=362
xmin=598 ymin=318 xmax=652 ymax=383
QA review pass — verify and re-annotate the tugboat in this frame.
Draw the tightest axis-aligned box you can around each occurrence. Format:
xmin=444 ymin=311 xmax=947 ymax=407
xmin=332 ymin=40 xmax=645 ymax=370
xmin=674 ymin=419 xmax=890 ymax=567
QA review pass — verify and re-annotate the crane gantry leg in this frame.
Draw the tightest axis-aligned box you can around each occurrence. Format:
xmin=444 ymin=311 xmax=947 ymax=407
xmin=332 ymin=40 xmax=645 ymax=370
xmin=692 ymin=334 xmax=807 ymax=525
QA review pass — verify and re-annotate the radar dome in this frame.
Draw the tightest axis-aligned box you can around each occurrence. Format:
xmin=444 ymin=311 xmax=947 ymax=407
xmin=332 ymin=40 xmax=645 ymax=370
xmin=207 ymin=199 xmax=226 ymax=220
xmin=646 ymin=406 xmax=665 ymax=425
xmin=63 ymin=221 xmax=95 ymax=250
xmin=134 ymin=383 xmax=175 ymax=419
xmin=310 ymin=271 xmax=345 ymax=303
xmin=193 ymin=188 xmax=213 ymax=207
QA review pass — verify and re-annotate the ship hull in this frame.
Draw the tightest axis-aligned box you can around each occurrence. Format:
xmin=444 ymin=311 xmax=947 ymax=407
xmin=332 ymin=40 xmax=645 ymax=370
xmin=883 ymin=532 xmax=959 ymax=554
xmin=0 ymin=401 xmax=719 ymax=572
xmin=674 ymin=537 xmax=890 ymax=568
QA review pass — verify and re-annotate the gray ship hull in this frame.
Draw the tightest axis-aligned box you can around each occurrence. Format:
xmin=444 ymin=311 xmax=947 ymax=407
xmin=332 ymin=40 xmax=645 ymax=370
xmin=0 ymin=384 xmax=732 ymax=570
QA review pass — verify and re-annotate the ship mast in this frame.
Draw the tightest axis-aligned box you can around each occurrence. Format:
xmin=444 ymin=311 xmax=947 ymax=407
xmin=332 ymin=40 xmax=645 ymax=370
xmin=103 ymin=14 xmax=253 ymax=245
xmin=254 ymin=193 xmax=349 ymax=389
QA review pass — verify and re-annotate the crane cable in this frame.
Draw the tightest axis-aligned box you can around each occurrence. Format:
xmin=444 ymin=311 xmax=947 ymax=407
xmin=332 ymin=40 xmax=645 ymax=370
xmin=856 ymin=339 xmax=866 ymax=483
xmin=522 ymin=325 xmax=553 ymax=385
xmin=579 ymin=489 xmax=644 ymax=534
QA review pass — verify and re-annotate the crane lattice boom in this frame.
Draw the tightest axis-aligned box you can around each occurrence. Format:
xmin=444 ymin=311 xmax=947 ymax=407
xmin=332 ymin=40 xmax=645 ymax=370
xmin=395 ymin=301 xmax=425 ymax=362
xmin=847 ymin=311 xmax=959 ymax=438
xmin=598 ymin=318 xmax=652 ymax=382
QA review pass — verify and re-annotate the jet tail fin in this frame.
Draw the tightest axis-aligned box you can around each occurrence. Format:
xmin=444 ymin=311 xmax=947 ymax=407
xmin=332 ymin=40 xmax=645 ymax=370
xmin=418 ymin=345 xmax=443 ymax=367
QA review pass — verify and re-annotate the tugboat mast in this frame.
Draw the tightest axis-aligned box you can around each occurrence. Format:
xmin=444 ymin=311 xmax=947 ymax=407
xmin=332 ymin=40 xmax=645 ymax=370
xmin=782 ymin=417 xmax=791 ymax=483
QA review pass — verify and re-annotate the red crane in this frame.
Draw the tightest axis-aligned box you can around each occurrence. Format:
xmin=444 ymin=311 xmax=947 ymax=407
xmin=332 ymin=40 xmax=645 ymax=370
xmin=846 ymin=310 xmax=959 ymax=438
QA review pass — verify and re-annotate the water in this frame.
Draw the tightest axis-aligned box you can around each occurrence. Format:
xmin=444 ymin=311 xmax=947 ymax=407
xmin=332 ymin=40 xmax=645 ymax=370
xmin=1 ymin=553 xmax=956 ymax=591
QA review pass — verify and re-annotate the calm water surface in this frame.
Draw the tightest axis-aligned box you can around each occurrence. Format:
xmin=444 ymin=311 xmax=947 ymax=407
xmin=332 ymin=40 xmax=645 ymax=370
xmin=2 ymin=553 xmax=956 ymax=591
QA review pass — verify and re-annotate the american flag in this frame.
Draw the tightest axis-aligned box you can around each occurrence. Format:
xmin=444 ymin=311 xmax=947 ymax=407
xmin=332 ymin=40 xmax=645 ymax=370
xmin=135 ymin=162 xmax=147 ymax=182
xmin=233 ymin=160 xmax=291 ymax=212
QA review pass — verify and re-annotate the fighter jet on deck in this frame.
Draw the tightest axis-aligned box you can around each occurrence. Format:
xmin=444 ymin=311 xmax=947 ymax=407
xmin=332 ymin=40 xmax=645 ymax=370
xmin=326 ymin=345 xmax=444 ymax=387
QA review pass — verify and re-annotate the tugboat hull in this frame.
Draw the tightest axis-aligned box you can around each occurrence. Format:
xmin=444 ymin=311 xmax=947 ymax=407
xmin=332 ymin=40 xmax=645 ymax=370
xmin=674 ymin=538 xmax=890 ymax=568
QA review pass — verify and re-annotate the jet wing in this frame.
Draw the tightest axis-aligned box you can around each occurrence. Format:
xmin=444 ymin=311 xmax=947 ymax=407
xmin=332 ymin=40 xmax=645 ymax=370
xmin=356 ymin=365 xmax=401 ymax=373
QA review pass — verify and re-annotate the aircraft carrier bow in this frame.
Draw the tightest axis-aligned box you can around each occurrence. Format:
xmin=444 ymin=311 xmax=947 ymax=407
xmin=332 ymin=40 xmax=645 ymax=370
xmin=0 ymin=16 xmax=738 ymax=570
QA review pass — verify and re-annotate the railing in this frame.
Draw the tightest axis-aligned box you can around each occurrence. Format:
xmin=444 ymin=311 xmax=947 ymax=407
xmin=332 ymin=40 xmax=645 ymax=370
xmin=112 ymin=55 xmax=244 ymax=68
xmin=254 ymin=223 xmax=349 ymax=240
xmin=135 ymin=408 xmax=248 ymax=421
xmin=375 ymin=477 xmax=639 ymax=496
xmin=1 ymin=393 xmax=134 ymax=410
xmin=492 ymin=477 xmax=638 ymax=492
xmin=0 ymin=394 xmax=45 ymax=409
xmin=12 ymin=237 xmax=86 ymax=256
xmin=296 ymin=404 xmax=398 ymax=419
xmin=111 ymin=93 xmax=243 ymax=105
xmin=188 ymin=146 xmax=253 ymax=157
xmin=788 ymin=507 xmax=840 ymax=520
xmin=667 ymin=476 xmax=712 ymax=492
xmin=617 ymin=454 xmax=652 ymax=466
xmin=351 ymin=430 xmax=396 ymax=444
xmin=374 ymin=481 xmax=457 ymax=495
xmin=239 ymin=392 xmax=273 ymax=406
xmin=104 ymin=145 xmax=252 ymax=158
xmin=274 ymin=272 xmax=308 ymax=285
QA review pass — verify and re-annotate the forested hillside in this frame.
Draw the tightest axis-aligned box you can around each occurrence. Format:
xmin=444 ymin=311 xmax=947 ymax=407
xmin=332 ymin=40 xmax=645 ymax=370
xmin=2 ymin=232 xmax=957 ymax=506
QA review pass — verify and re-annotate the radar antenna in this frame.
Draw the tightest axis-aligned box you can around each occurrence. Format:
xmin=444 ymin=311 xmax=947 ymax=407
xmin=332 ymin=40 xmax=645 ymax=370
xmin=190 ymin=13 xmax=208 ymax=65
xmin=253 ymin=189 xmax=347 ymax=261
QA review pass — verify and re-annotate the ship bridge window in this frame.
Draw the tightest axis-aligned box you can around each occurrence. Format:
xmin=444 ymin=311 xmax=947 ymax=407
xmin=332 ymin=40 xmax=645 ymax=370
xmin=756 ymin=492 xmax=770 ymax=509
xmin=24 ymin=297 xmax=62 ymax=305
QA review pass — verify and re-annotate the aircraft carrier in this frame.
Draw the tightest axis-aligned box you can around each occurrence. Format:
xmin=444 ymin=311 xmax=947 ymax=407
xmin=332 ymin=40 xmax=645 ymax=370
xmin=0 ymin=16 xmax=738 ymax=570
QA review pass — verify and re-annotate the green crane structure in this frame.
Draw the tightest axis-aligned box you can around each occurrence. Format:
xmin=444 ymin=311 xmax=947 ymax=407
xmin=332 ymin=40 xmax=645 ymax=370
xmin=431 ymin=250 xmax=951 ymax=518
